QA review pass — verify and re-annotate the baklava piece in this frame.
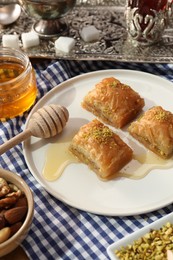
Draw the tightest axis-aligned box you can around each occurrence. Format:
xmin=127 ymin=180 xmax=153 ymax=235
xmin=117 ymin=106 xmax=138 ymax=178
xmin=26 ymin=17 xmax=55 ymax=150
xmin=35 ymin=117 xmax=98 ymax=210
xmin=81 ymin=77 xmax=145 ymax=128
xmin=128 ymin=106 xmax=173 ymax=159
xmin=69 ymin=119 xmax=133 ymax=180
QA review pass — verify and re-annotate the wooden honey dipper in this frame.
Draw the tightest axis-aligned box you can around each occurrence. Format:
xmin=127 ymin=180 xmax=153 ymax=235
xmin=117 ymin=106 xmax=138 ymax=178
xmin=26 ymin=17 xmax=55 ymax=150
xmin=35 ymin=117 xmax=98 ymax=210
xmin=0 ymin=104 xmax=69 ymax=155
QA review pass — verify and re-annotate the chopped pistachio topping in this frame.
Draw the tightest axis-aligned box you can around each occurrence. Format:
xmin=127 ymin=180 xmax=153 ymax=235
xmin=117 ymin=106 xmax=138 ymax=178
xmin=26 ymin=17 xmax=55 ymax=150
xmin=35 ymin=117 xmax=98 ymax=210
xmin=120 ymin=84 xmax=129 ymax=90
xmin=82 ymin=124 xmax=114 ymax=144
xmin=106 ymin=80 xmax=118 ymax=88
xmin=106 ymin=80 xmax=129 ymax=90
xmin=103 ymin=107 xmax=111 ymax=115
xmin=154 ymin=110 xmax=169 ymax=121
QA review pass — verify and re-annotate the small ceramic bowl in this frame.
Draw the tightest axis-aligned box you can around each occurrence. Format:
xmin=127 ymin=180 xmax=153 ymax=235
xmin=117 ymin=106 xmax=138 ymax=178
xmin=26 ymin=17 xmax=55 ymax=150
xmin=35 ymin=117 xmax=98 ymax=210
xmin=0 ymin=168 xmax=34 ymax=257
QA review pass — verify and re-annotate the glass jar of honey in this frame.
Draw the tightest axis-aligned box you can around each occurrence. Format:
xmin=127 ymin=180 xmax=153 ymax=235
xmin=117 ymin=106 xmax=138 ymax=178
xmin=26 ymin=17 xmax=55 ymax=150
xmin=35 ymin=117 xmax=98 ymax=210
xmin=0 ymin=47 xmax=37 ymax=120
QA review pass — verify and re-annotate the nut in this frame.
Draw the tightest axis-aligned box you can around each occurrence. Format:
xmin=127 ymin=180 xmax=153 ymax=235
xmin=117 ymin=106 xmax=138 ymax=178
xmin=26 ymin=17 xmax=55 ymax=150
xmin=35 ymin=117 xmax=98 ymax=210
xmin=15 ymin=196 xmax=27 ymax=207
xmin=0 ymin=178 xmax=10 ymax=197
xmin=0 ymin=196 xmax=18 ymax=209
xmin=0 ymin=227 xmax=11 ymax=243
xmin=10 ymin=222 xmax=23 ymax=236
xmin=8 ymin=183 xmax=19 ymax=192
xmin=0 ymin=215 xmax=6 ymax=229
xmin=6 ymin=190 xmax=22 ymax=198
xmin=4 ymin=206 xmax=27 ymax=225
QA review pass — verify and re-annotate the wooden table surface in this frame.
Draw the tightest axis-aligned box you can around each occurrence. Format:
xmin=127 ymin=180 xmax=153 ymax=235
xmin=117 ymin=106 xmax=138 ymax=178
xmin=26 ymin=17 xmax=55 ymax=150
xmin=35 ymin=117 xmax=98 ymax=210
xmin=0 ymin=246 xmax=29 ymax=260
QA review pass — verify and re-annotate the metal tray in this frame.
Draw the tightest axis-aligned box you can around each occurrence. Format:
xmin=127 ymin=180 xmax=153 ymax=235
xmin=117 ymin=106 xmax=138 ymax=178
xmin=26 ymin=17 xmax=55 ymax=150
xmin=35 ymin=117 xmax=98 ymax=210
xmin=0 ymin=0 xmax=173 ymax=63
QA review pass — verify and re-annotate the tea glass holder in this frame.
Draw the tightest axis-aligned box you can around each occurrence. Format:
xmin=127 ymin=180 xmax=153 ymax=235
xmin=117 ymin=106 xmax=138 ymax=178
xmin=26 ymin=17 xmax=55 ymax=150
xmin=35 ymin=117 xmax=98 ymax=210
xmin=125 ymin=0 xmax=170 ymax=46
xmin=18 ymin=0 xmax=77 ymax=38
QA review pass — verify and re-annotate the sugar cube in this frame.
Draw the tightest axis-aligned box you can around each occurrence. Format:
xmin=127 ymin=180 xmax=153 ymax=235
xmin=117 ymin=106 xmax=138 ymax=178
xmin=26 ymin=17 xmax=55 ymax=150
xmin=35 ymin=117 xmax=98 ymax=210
xmin=55 ymin=36 xmax=76 ymax=54
xmin=21 ymin=32 xmax=40 ymax=49
xmin=80 ymin=25 xmax=100 ymax=42
xmin=2 ymin=34 xmax=19 ymax=49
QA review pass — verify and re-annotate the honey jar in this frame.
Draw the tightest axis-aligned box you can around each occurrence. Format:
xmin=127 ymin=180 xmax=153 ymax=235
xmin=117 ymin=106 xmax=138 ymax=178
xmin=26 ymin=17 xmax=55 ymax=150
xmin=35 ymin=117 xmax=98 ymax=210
xmin=0 ymin=47 xmax=37 ymax=120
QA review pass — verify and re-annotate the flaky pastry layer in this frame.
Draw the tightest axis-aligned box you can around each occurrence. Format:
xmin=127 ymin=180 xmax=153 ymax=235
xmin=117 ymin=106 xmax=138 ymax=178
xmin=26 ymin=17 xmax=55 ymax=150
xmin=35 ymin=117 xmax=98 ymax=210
xmin=128 ymin=106 xmax=173 ymax=159
xmin=82 ymin=77 xmax=145 ymax=128
xmin=69 ymin=119 xmax=133 ymax=180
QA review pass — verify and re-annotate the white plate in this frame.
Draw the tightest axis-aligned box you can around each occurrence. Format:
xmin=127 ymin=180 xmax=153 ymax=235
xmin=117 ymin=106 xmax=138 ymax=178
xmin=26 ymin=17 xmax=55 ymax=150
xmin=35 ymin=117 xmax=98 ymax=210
xmin=23 ymin=69 xmax=173 ymax=216
xmin=107 ymin=211 xmax=173 ymax=259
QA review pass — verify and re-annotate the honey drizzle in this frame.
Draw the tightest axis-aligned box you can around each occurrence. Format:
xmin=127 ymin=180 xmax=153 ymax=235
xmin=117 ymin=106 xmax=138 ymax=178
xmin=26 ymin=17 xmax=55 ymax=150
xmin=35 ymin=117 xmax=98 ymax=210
xmin=42 ymin=142 xmax=173 ymax=182
xmin=42 ymin=142 xmax=77 ymax=181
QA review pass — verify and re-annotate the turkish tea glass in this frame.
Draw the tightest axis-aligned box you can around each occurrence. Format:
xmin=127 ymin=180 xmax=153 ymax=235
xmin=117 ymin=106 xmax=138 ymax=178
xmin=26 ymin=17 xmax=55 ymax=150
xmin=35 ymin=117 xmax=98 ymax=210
xmin=125 ymin=0 xmax=170 ymax=45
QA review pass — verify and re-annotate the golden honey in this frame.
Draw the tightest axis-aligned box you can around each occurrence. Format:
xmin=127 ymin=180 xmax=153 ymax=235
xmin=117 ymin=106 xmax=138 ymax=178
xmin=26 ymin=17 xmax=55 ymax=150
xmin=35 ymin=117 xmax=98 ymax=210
xmin=0 ymin=47 xmax=37 ymax=120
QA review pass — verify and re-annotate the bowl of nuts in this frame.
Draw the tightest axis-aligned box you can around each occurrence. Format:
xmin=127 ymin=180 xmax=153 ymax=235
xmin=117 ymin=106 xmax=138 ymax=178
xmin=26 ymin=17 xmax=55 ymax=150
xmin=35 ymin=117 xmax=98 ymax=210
xmin=0 ymin=168 xmax=34 ymax=257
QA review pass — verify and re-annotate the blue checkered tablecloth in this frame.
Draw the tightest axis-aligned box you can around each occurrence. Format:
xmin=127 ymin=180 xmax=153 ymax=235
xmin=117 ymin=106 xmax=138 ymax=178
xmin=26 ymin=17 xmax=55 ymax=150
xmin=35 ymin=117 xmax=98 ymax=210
xmin=0 ymin=60 xmax=173 ymax=260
